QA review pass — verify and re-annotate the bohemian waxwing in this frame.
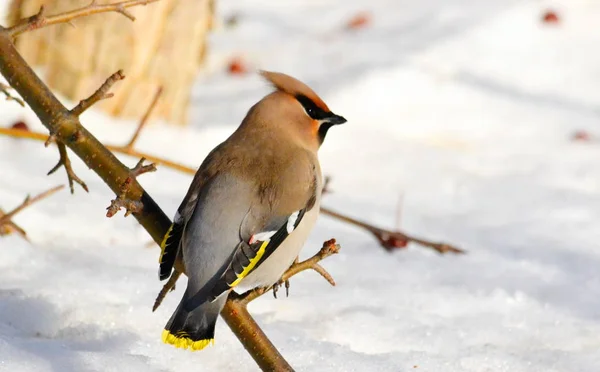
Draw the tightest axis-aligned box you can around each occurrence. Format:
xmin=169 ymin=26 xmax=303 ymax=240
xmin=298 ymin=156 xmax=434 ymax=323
xmin=157 ymin=70 xmax=347 ymax=351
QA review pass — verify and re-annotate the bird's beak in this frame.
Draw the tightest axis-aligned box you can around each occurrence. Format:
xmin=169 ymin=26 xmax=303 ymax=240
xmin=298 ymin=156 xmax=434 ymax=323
xmin=325 ymin=113 xmax=347 ymax=125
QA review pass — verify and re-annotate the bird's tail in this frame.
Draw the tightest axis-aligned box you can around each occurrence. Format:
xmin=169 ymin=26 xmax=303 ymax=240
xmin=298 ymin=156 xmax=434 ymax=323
xmin=162 ymin=290 xmax=227 ymax=351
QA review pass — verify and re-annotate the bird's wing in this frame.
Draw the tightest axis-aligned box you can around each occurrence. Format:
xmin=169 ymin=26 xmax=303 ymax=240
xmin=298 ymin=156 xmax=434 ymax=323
xmin=203 ymin=152 xmax=320 ymax=301
xmin=206 ymin=207 xmax=310 ymax=302
xmin=158 ymin=144 xmax=225 ymax=281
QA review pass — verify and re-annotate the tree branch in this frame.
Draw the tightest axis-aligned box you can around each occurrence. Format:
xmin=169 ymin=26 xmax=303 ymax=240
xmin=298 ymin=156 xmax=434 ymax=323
xmin=238 ymin=239 xmax=339 ymax=304
xmin=47 ymin=141 xmax=89 ymax=193
xmin=152 ymin=269 xmax=180 ymax=312
xmin=0 ymin=127 xmax=195 ymax=174
xmin=8 ymin=0 xmax=160 ymax=37
xmin=0 ymin=81 xmax=24 ymax=106
xmin=0 ymin=208 xmax=29 ymax=241
xmin=71 ymin=70 xmax=125 ymax=116
xmin=106 ymin=157 xmax=157 ymax=217
xmin=320 ymin=207 xmax=464 ymax=254
xmin=0 ymin=13 xmax=173 ymax=266
xmin=0 ymin=185 xmax=64 ymax=228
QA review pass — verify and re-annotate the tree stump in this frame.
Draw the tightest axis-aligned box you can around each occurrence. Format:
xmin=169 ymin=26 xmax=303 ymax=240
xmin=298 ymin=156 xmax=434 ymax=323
xmin=7 ymin=0 xmax=214 ymax=125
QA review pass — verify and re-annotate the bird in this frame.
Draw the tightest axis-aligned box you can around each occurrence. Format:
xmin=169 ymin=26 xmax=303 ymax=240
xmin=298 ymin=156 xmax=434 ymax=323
xmin=157 ymin=70 xmax=347 ymax=351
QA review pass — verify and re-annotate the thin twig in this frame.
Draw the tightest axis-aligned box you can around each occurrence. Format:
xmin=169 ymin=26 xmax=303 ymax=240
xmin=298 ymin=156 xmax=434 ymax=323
xmin=8 ymin=0 xmax=160 ymax=37
xmin=0 ymin=185 xmax=64 ymax=227
xmin=321 ymin=208 xmax=464 ymax=254
xmin=47 ymin=142 xmax=89 ymax=193
xmin=152 ymin=269 xmax=181 ymax=311
xmin=71 ymin=70 xmax=125 ymax=116
xmin=106 ymin=157 xmax=156 ymax=217
xmin=0 ymin=82 xmax=24 ymax=106
xmin=0 ymin=207 xmax=29 ymax=241
xmin=238 ymin=239 xmax=340 ymax=304
xmin=125 ymin=86 xmax=162 ymax=150
xmin=0 ymin=127 xmax=195 ymax=174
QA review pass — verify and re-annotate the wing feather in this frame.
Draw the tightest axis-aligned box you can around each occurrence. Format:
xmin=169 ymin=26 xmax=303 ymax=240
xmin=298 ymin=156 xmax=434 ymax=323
xmin=208 ymin=208 xmax=307 ymax=301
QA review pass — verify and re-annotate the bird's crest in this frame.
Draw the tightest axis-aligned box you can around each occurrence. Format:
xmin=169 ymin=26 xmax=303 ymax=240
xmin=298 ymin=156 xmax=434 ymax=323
xmin=259 ymin=70 xmax=330 ymax=112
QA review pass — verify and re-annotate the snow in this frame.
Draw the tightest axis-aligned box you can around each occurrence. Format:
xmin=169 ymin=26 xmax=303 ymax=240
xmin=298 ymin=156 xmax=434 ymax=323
xmin=2 ymin=0 xmax=600 ymax=371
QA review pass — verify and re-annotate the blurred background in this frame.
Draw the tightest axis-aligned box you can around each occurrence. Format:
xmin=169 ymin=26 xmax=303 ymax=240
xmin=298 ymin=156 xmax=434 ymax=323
xmin=1 ymin=1 xmax=600 ymax=371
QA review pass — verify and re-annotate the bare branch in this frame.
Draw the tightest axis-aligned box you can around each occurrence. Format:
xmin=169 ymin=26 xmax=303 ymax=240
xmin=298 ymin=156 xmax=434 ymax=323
xmin=0 ymin=185 xmax=64 ymax=227
xmin=44 ymin=133 xmax=57 ymax=147
xmin=130 ymin=157 xmax=157 ymax=176
xmin=0 ymin=82 xmax=24 ymax=106
xmin=320 ymin=207 xmax=464 ymax=254
xmin=47 ymin=142 xmax=89 ymax=194
xmin=8 ymin=0 xmax=160 ymax=37
xmin=125 ymin=86 xmax=162 ymax=150
xmin=152 ymin=269 xmax=181 ymax=311
xmin=0 ymin=208 xmax=29 ymax=241
xmin=0 ymin=127 xmax=192 ymax=174
xmin=71 ymin=70 xmax=125 ymax=116
xmin=238 ymin=239 xmax=340 ymax=304
xmin=106 ymin=157 xmax=156 ymax=217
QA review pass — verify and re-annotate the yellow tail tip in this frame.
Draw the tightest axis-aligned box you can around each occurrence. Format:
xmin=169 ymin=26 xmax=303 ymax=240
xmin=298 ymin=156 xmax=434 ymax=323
xmin=161 ymin=329 xmax=214 ymax=351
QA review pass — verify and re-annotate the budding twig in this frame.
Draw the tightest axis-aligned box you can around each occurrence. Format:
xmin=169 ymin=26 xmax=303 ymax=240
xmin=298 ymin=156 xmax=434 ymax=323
xmin=238 ymin=239 xmax=340 ymax=304
xmin=8 ymin=0 xmax=160 ymax=37
xmin=0 ymin=185 xmax=64 ymax=230
xmin=152 ymin=269 xmax=181 ymax=311
xmin=71 ymin=70 xmax=125 ymax=116
xmin=106 ymin=158 xmax=156 ymax=217
xmin=47 ymin=141 xmax=89 ymax=194
xmin=0 ymin=82 xmax=24 ymax=107
xmin=321 ymin=207 xmax=464 ymax=254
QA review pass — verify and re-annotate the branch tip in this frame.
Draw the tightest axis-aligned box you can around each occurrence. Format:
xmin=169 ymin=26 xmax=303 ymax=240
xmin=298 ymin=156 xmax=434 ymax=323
xmin=105 ymin=158 xmax=156 ymax=217
xmin=238 ymin=239 xmax=340 ymax=304
xmin=0 ymin=185 xmax=64 ymax=229
xmin=71 ymin=70 xmax=125 ymax=116
xmin=0 ymin=82 xmax=25 ymax=107
xmin=152 ymin=270 xmax=181 ymax=311
xmin=8 ymin=0 xmax=160 ymax=37
xmin=47 ymin=142 xmax=88 ymax=194
xmin=321 ymin=207 xmax=466 ymax=254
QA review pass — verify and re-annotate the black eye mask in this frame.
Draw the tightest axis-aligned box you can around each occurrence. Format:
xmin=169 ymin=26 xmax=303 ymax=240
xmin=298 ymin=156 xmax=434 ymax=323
xmin=295 ymin=94 xmax=331 ymax=120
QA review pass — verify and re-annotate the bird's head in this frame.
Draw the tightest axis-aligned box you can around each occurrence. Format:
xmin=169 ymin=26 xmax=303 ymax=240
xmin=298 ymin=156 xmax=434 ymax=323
xmin=245 ymin=70 xmax=346 ymax=150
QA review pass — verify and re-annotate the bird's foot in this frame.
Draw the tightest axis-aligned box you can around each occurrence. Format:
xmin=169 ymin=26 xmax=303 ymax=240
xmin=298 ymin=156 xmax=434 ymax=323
xmin=272 ymin=278 xmax=290 ymax=299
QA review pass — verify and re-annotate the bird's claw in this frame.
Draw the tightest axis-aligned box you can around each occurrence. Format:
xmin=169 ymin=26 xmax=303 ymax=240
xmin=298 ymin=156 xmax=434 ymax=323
xmin=272 ymin=278 xmax=290 ymax=299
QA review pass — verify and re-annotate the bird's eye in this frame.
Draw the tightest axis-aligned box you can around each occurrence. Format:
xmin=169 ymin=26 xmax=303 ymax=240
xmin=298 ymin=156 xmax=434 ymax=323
xmin=296 ymin=94 xmax=321 ymax=119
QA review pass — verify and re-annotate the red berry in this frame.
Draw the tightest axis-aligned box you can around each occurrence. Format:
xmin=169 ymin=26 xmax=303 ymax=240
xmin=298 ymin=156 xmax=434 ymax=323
xmin=572 ymin=130 xmax=591 ymax=142
xmin=10 ymin=121 xmax=29 ymax=131
xmin=228 ymin=57 xmax=247 ymax=75
xmin=542 ymin=10 xmax=560 ymax=24
xmin=346 ymin=12 xmax=371 ymax=30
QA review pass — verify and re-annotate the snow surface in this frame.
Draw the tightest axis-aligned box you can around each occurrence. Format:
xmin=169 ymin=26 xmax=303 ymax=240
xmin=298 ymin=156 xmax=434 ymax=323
xmin=2 ymin=0 xmax=600 ymax=371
